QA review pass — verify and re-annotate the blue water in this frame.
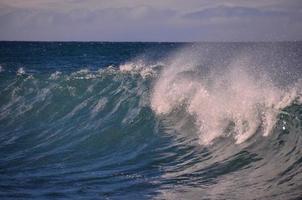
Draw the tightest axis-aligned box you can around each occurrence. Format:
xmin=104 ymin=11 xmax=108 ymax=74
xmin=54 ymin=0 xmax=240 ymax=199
xmin=0 ymin=42 xmax=301 ymax=199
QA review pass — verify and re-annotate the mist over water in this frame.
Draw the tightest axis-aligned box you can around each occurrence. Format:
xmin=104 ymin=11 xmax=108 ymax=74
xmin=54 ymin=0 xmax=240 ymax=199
xmin=151 ymin=46 xmax=302 ymax=144
xmin=0 ymin=42 xmax=301 ymax=199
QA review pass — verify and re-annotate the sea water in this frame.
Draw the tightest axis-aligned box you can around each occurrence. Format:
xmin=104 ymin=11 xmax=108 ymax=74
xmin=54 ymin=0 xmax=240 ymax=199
xmin=0 ymin=42 xmax=301 ymax=199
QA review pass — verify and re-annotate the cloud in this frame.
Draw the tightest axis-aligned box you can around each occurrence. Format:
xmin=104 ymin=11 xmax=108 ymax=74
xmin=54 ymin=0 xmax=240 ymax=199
xmin=180 ymin=5 xmax=302 ymax=41
xmin=183 ymin=6 xmax=289 ymax=19
xmin=0 ymin=0 xmax=301 ymax=41
xmin=0 ymin=6 xmax=179 ymax=41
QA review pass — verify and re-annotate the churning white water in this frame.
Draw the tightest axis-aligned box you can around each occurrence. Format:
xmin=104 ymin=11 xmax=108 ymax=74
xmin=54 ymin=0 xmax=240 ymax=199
xmin=151 ymin=48 xmax=302 ymax=145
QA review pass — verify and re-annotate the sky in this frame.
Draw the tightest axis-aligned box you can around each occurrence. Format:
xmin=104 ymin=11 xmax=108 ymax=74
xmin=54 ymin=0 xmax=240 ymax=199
xmin=0 ymin=0 xmax=301 ymax=42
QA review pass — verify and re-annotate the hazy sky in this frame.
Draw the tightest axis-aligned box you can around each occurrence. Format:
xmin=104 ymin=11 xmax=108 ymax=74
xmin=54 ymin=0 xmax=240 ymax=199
xmin=0 ymin=0 xmax=301 ymax=41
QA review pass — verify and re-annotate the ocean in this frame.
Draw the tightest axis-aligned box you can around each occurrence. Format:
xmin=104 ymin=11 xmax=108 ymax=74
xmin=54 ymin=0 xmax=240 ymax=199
xmin=0 ymin=42 xmax=301 ymax=199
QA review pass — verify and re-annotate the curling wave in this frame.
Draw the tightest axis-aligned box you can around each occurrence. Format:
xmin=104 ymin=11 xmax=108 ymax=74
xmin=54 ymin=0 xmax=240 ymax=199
xmin=0 ymin=43 xmax=301 ymax=199
xmin=151 ymin=50 xmax=302 ymax=144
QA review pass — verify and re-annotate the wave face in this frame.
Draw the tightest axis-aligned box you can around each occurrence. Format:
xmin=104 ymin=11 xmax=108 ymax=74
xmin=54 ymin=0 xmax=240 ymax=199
xmin=0 ymin=42 xmax=302 ymax=199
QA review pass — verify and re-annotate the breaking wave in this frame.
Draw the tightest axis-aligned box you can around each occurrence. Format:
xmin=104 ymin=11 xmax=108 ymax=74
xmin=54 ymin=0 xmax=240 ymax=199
xmin=151 ymin=48 xmax=302 ymax=144
xmin=0 ymin=44 xmax=301 ymax=199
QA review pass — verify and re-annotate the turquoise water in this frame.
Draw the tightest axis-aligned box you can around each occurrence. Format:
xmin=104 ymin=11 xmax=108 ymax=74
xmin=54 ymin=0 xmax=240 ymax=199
xmin=0 ymin=42 xmax=301 ymax=199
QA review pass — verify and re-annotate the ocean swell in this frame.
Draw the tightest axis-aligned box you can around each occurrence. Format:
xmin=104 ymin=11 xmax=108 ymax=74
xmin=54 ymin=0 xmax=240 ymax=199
xmin=0 ymin=43 xmax=302 ymax=199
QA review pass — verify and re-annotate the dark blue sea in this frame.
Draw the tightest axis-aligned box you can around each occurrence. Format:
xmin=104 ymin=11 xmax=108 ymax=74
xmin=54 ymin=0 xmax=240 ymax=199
xmin=0 ymin=42 xmax=302 ymax=199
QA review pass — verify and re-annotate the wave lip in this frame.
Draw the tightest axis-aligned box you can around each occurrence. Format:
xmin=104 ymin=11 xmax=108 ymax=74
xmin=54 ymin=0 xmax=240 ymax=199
xmin=151 ymin=50 xmax=302 ymax=145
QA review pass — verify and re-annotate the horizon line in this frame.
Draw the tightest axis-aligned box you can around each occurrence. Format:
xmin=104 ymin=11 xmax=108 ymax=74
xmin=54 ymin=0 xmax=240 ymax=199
xmin=0 ymin=40 xmax=301 ymax=43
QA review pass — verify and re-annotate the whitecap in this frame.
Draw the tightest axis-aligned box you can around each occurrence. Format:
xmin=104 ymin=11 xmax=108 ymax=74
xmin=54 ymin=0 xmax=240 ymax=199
xmin=17 ymin=67 xmax=26 ymax=75
xmin=151 ymin=49 xmax=302 ymax=145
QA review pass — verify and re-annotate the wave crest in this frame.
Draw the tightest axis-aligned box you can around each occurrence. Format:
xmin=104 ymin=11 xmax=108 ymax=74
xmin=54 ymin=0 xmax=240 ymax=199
xmin=151 ymin=50 xmax=302 ymax=145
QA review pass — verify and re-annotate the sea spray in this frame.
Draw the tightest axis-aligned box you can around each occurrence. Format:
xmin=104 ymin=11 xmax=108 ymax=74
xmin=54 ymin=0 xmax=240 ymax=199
xmin=151 ymin=47 xmax=302 ymax=144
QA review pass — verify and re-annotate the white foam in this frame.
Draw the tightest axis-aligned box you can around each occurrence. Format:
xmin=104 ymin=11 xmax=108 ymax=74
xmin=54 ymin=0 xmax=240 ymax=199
xmin=71 ymin=69 xmax=97 ymax=79
xmin=17 ymin=67 xmax=26 ymax=75
xmin=151 ymin=50 xmax=301 ymax=145
xmin=49 ymin=71 xmax=62 ymax=80
xmin=119 ymin=60 xmax=159 ymax=78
